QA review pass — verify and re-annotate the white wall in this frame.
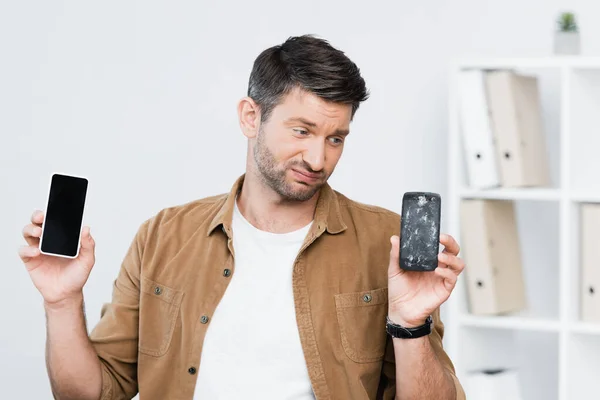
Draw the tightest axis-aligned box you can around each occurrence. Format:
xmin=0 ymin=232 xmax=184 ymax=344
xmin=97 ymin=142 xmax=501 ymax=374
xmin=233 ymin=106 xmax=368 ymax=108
xmin=1 ymin=0 xmax=596 ymax=397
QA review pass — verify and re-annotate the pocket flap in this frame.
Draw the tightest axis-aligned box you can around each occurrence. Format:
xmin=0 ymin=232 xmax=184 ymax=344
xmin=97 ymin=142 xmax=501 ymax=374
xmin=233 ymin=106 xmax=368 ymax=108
xmin=334 ymin=287 xmax=388 ymax=309
xmin=140 ymin=276 xmax=182 ymax=305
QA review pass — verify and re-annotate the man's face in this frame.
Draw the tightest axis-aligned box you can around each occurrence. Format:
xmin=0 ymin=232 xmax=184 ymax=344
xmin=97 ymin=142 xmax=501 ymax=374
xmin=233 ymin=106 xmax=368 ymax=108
xmin=252 ymin=88 xmax=352 ymax=202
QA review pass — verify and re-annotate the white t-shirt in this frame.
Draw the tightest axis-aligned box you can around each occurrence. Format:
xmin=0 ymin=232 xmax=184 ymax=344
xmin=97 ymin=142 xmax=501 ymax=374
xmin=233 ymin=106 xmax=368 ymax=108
xmin=193 ymin=200 xmax=316 ymax=399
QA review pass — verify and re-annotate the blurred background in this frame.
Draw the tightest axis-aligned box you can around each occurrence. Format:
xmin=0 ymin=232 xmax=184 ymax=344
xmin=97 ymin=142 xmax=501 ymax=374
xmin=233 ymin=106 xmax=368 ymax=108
xmin=2 ymin=0 xmax=599 ymax=399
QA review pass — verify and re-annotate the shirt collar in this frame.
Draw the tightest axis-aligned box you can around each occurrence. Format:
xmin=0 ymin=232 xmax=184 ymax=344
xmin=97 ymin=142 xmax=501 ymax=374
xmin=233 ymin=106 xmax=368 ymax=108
xmin=207 ymin=174 xmax=347 ymax=237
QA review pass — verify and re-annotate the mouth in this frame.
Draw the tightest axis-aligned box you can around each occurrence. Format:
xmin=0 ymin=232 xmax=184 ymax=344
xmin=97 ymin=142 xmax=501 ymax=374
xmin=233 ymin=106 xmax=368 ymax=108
xmin=291 ymin=168 xmax=322 ymax=183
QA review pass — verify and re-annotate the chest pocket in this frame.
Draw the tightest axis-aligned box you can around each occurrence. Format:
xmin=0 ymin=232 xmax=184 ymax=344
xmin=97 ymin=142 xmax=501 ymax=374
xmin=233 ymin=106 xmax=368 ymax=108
xmin=334 ymin=287 xmax=388 ymax=363
xmin=138 ymin=277 xmax=184 ymax=357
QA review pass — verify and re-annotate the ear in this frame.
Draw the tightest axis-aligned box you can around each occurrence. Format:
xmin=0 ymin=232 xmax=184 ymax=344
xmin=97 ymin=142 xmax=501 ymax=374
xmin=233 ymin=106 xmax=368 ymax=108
xmin=238 ymin=97 xmax=261 ymax=139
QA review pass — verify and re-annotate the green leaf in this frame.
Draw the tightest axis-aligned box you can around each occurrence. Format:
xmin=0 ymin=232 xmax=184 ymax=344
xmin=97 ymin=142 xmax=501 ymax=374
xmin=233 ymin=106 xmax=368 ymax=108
xmin=557 ymin=11 xmax=578 ymax=32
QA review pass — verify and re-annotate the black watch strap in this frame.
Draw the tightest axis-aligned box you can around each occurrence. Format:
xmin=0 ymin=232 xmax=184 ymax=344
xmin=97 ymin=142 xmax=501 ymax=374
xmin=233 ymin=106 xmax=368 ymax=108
xmin=386 ymin=315 xmax=433 ymax=339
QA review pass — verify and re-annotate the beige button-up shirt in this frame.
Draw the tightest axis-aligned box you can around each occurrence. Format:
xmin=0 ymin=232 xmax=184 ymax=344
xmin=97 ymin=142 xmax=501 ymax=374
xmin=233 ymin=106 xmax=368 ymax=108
xmin=89 ymin=174 xmax=465 ymax=399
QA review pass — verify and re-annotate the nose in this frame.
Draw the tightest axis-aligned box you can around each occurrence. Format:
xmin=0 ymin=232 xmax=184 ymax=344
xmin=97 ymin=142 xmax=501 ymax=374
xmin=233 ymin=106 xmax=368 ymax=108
xmin=302 ymin=138 xmax=326 ymax=172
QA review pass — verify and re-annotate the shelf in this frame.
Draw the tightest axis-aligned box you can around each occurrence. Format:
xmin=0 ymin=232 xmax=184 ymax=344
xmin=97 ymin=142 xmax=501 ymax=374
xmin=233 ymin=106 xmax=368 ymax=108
xmin=448 ymin=56 xmax=600 ymax=400
xmin=459 ymin=187 xmax=561 ymax=201
xmin=460 ymin=314 xmax=561 ymax=332
xmin=570 ymin=192 xmax=600 ymax=203
xmin=457 ymin=328 xmax=559 ymax=400
xmin=453 ymin=56 xmax=600 ymax=70
xmin=570 ymin=322 xmax=600 ymax=335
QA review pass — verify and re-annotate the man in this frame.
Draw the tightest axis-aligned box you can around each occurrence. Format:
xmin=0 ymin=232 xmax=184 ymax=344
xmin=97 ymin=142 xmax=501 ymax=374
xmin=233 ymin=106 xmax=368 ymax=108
xmin=19 ymin=35 xmax=466 ymax=399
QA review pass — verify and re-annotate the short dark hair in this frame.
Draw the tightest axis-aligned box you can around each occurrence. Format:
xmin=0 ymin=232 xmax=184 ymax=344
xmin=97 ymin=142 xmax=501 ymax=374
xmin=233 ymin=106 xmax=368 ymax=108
xmin=247 ymin=34 xmax=369 ymax=123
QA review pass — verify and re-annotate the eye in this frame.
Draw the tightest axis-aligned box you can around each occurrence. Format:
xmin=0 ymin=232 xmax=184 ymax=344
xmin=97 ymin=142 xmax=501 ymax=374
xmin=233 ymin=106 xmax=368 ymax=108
xmin=329 ymin=137 xmax=344 ymax=145
xmin=293 ymin=128 xmax=309 ymax=136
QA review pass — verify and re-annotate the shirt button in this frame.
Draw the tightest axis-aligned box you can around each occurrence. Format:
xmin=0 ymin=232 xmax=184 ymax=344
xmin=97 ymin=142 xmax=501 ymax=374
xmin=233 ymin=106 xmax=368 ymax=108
xmin=223 ymin=269 xmax=231 ymax=277
xmin=154 ymin=286 xmax=162 ymax=295
xmin=363 ymin=294 xmax=372 ymax=303
xmin=188 ymin=367 xmax=197 ymax=375
xmin=200 ymin=315 xmax=209 ymax=324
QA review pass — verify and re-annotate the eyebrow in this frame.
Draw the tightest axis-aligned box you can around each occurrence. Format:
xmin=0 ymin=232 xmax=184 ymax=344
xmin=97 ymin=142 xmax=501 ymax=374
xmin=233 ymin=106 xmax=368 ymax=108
xmin=286 ymin=117 xmax=317 ymax=128
xmin=286 ymin=117 xmax=350 ymax=136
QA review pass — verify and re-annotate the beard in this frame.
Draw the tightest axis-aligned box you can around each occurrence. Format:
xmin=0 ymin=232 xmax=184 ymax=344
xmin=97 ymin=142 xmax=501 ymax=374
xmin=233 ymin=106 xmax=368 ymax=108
xmin=253 ymin=127 xmax=327 ymax=202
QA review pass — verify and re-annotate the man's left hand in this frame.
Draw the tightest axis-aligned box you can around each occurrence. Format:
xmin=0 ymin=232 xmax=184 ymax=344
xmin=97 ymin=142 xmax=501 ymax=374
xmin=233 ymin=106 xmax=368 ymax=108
xmin=387 ymin=233 xmax=465 ymax=328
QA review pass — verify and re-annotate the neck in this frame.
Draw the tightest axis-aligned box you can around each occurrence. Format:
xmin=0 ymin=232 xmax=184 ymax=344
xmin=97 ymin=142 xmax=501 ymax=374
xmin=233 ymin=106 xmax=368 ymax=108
xmin=237 ymin=172 xmax=319 ymax=234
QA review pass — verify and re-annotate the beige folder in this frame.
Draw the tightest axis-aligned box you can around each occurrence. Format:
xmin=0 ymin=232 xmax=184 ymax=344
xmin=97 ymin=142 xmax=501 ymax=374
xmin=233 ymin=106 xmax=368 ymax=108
xmin=485 ymin=70 xmax=550 ymax=187
xmin=581 ymin=203 xmax=600 ymax=322
xmin=460 ymin=199 xmax=527 ymax=315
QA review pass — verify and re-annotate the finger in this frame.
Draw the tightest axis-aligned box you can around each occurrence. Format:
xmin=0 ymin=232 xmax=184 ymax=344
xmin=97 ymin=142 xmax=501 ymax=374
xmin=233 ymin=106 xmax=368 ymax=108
xmin=438 ymin=252 xmax=466 ymax=275
xmin=23 ymin=224 xmax=42 ymax=238
xmin=80 ymin=226 xmax=93 ymax=248
xmin=435 ymin=266 xmax=458 ymax=291
xmin=78 ymin=226 xmax=95 ymax=262
xmin=31 ymin=210 xmax=44 ymax=225
xmin=22 ymin=224 xmax=43 ymax=246
xmin=388 ymin=235 xmax=401 ymax=277
xmin=440 ymin=233 xmax=460 ymax=255
xmin=18 ymin=245 xmax=40 ymax=262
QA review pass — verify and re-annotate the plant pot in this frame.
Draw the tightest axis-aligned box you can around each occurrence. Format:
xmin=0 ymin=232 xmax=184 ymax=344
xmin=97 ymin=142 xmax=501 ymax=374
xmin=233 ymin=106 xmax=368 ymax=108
xmin=554 ymin=31 xmax=581 ymax=55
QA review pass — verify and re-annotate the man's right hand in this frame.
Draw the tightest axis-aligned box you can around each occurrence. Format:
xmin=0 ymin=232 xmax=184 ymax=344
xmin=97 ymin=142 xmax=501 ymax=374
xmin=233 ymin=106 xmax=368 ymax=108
xmin=19 ymin=210 xmax=96 ymax=306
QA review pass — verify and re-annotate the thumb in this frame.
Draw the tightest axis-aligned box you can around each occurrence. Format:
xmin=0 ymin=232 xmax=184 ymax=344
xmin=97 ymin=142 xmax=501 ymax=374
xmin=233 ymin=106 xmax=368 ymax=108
xmin=388 ymin=235 xmax=402 ymax=277
xmin=78 ymin=226 xmax=95 ymax=265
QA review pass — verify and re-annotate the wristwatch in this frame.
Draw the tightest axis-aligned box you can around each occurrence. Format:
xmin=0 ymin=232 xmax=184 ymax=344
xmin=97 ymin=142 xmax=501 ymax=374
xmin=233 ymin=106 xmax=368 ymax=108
xmin=386 ymin=315 xmax=433 ymax=339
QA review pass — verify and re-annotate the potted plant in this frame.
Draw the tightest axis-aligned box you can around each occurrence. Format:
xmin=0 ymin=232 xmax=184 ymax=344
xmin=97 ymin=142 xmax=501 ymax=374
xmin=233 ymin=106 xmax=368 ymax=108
xmin=554 ymin=12 xmax=580 ymax=55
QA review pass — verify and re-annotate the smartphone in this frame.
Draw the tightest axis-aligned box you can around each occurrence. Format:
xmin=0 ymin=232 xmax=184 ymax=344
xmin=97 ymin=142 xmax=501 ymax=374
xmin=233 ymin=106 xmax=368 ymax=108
xmin=39 ymin=173 xmax=89 ymax=259
xmin=399 ymin=192 xmax=441 ymax=272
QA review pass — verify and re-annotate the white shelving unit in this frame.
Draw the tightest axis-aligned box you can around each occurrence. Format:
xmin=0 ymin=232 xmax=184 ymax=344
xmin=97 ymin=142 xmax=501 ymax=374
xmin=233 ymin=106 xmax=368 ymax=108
xmin=446 ymin=57 xmax=600 ymax=400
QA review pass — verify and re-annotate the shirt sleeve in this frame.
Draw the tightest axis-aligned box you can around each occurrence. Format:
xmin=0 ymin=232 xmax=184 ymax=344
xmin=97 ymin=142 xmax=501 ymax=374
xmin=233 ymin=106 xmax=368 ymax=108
xmin=88 ymin=219 xmax=152 ymax=400
xmin=377 ymin=308 xmax=466 ymax=400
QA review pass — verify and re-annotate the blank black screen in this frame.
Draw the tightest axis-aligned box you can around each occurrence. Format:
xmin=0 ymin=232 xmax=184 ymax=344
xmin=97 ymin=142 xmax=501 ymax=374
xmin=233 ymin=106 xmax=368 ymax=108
xmin=400 ymin=192 xmax=441 ymax=271
xmin=41 ymin=174 xmax=88 ymax=257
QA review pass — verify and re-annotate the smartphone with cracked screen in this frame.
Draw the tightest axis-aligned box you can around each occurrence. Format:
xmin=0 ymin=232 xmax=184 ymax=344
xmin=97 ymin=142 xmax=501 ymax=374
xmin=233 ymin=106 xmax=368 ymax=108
xmin=399 ymin=192 xmax=441 ymax=272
